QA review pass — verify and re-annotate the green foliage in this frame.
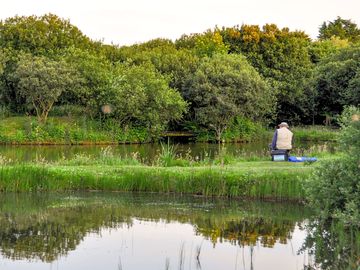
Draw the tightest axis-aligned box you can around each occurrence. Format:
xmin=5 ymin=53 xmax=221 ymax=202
xmin=222 ymin=117 xmax=267 ymax=142
xmin=0 ymin=13 xmax=359 ymax=135
xmin=175 ymin=29 xmax=229 ymax=57
xmin=318 ymin=16 xmax=360 ymax=43
xmin=0 ymin=116 xmax=152 ymax=144
xmin=104 ymin=63 xmax=187 ymax=133
xmin=0 ymin=48 xmax=26 ymax=113
xmin=309 ymin=37 xmax=350 ymax=64
xmin=0 ymin=49 xmax=6 ymax=75
xmin=0 ymin=13 xmax=95 ymax=55
xmin=301 ymin=220 xmax=360 ymax=270
xmin=221 ymin=24 xmax=313 ymax=123
xmin=49 ymin=105 xmax=88 ymax=118
xmin=304 ymin=107 xmax=360 ymax=226
xmin=60 ymin=48 xmax=113 ymax=114
xmin=184 ymin=53 xmax=274 ymax=141
xmin=311 ymin=45 xmax=360 ymax=121
xmin=12 ymin=54 xmax=82 ymax=122
xmin=305 ymin=156 xmax=360 ymax=224
xmin=118 ymin=41 xmax=200 ymax=93
xmin=157 ymin=142 xmax=179 ymax=167
xmin=0 ymin=161 xmax=310 ymax=200
xmin=338 ymin=106 xmax=360 ymax=157
xmin=292 ymin=126 xmax=338 ymax=141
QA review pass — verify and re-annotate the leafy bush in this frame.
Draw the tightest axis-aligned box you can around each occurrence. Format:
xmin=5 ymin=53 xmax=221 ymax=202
xmin=194 ymin=117 xmax=267 ymax=142
xmin=304 ymin=106 xmax=360 ymax=226
xmin=0 ymin=105 xmax=11 ymax=119
xmin=50 ymin=105 xmax=88 ymax=117
xmin=223 ymin=117 xmax=267 ymax=142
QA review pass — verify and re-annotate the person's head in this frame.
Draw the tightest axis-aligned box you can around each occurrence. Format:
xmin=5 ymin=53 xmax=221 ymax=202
xmin=279 ymin=122 xmax=289 ymax=128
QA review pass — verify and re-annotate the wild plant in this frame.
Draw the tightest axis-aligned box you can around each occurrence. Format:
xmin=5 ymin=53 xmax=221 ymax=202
xmin=157 ymin=142 xmax=178 ymax=167
xmin=64 ymin=153 xmax=93 ymax=166
xmin=178 ymin=243 xmax=185 ymax=270
xmin=0 ymin=155 xmax=13 ymax=165
xmin=195 ymin=243 xmax=202 ymax=269
xmin=100 ymin=146 xmax=114 ymax=159
xmin=33 ymin=154 xmax=48 ymax=165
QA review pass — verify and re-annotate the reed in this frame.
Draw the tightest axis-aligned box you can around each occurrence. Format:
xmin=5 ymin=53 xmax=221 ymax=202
xmin=0 ymin=161 xmax=313 ymax=200
xmin=292 ymin=126 xmax=338 ymax=141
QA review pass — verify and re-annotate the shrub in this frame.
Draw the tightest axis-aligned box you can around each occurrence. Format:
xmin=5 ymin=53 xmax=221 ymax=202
xmin=304 ymin=106 xmax=360 ymax=226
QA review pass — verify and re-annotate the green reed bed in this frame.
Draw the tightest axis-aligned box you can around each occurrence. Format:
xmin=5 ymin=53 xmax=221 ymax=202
xmin=0 ymin=162 xmax=313 ymax=201
xmin=292 ymin=126 xmax=339 ymax=141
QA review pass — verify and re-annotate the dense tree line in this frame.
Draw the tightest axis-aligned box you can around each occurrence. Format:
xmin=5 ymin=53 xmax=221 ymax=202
xmin=0 ymin=14 xmax=359 ymax=140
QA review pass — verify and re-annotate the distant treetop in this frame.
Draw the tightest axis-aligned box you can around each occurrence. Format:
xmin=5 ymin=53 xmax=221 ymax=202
xmin=318 ymin=16 xmax=360 ymax=42
xmin=0 ymin=13 xmax=96 ymax=55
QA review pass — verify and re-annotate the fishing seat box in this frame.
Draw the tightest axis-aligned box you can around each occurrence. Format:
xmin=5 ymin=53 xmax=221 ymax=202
xmin=270 ymin=149 xmax=289 ymax=161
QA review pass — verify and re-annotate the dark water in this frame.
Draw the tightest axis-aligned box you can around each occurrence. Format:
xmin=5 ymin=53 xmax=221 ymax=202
xmin=0 ymin=192 xmax=314 ymax=270
xmin=0 ymin=141 xmax=334 ymax=163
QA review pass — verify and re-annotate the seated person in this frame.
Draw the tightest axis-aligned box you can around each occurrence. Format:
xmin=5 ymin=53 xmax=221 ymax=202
xmin=271 ymin=122 xmax=294 ymax=151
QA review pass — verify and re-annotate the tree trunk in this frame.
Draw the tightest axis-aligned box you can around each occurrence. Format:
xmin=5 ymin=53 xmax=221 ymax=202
xmin=215 ymin=126 xmax=225 ymax=144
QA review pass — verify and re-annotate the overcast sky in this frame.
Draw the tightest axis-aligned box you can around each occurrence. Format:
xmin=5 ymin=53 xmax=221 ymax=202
xmin=1 ymin=0 xmax=359 ymax=46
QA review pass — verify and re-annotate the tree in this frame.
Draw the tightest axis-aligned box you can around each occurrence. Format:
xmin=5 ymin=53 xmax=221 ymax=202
xmin=346 ymin=72 xmax=360 ymax=106
xmin=102 ymin=63 xmax=187 ymax=133
xmin=318 ymin=17 xmax=360 ymax=43
xmin=0 ymin=49 xmax=7 ymax=97
xmin=13 ymin=54 xmax=81 ymax=122
xmin=309 ymin=37 xmax=350 ymax=64
xmin=116 ymin=39 xmax=200 ymax=92
xmin=311 ymin=45 xmax=360 ymax=121
xmin=305 ymin=106 xmax=360 ymax=226
xmin=183 ymin=54 xmax=274 ymax=142
xmin=220 ymin=24 xmax=313 ymax=124
xmin=0 ymin=14 xmax=95 ymax=56
xmin=60 ymin=48 xmax=113 ymax=116
xmin=175 ymin=29 xmax=229 ymax=57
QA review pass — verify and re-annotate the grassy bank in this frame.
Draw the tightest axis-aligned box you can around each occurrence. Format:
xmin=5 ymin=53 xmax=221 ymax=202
xmin=0 ymin=129 xmax=337 ymax=201
xmin=292 ymin=126 xmax=338 ymax=141
xmin=0 ymin=116 xmax=151 ymax=144
xmin=0 ymin=117 xmax=339 ymax=145
xmin=0 ymin=160 xmax=321 ymax=200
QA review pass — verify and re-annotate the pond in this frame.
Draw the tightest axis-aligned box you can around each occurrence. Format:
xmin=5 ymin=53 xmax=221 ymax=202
xmin=0 ymin=192 xmax=314 ymax=270
xmin=0 ymin=140 xmax=334 ymax=163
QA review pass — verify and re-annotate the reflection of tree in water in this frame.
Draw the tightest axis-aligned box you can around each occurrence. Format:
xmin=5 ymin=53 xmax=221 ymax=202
xmin=300 ymin=219 xmax=360 ymax=270
xmin=0 ymin=207 xmax=132 ymax=262
xmin=195 ymin=217 xmax=296 ymax=247
xmin=0 ymin=193 xmax=309 ymax=262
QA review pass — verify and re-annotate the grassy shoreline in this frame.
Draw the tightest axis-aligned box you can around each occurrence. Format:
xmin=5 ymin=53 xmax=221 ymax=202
xmin=0 ymin=160 xmax=319 ymax=201
xmin=0 ymin=116 xmax=338 ymax=201
xmin=0 ymin=116 xmax=338 ymax=145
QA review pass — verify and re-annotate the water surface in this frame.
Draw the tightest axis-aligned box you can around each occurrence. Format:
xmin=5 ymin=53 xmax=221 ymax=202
xmin=0 ymin=192 xmax=314 ymax=270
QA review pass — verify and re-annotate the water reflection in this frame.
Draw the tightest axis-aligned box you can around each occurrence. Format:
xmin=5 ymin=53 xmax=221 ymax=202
xmin=300 ymin=220 xmax=360 ymax=270
xmin=0 ymin=193 xmax=312 ymax=270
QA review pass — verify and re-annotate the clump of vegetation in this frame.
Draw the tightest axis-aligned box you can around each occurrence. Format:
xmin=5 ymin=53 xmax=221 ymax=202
xmin=0 ymin=116 xmax=153 ymax=144
xmin=1 ymin=14 xmax=358 ymax=144
xmin=292 ymin=126 xmax=338 ymax=141
xmin=0 ymin=162 xmax=310 ymax=200
xmin=305 ymin=106 xmax=360 ymax=226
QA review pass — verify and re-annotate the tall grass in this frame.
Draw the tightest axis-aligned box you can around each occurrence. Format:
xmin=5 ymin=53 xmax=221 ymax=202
xmin=292 ymin=125 xmax=338 ymax=141
xmin=0 ymin=116 xmax=152 ymax=144
xmin=0 ymin=162 xmax=311 ymax=200
xmin=0 ymin=138 xmax=336 ymax=200
xmin=157 ymin=141 xmax=178 ymax=167
xmin=56 ymin=147 xmax=142 ymax=166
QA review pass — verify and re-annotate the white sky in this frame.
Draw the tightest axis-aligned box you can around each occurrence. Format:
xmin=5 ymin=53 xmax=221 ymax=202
xmin=1 ymin=0 xmax=359 ymax=46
